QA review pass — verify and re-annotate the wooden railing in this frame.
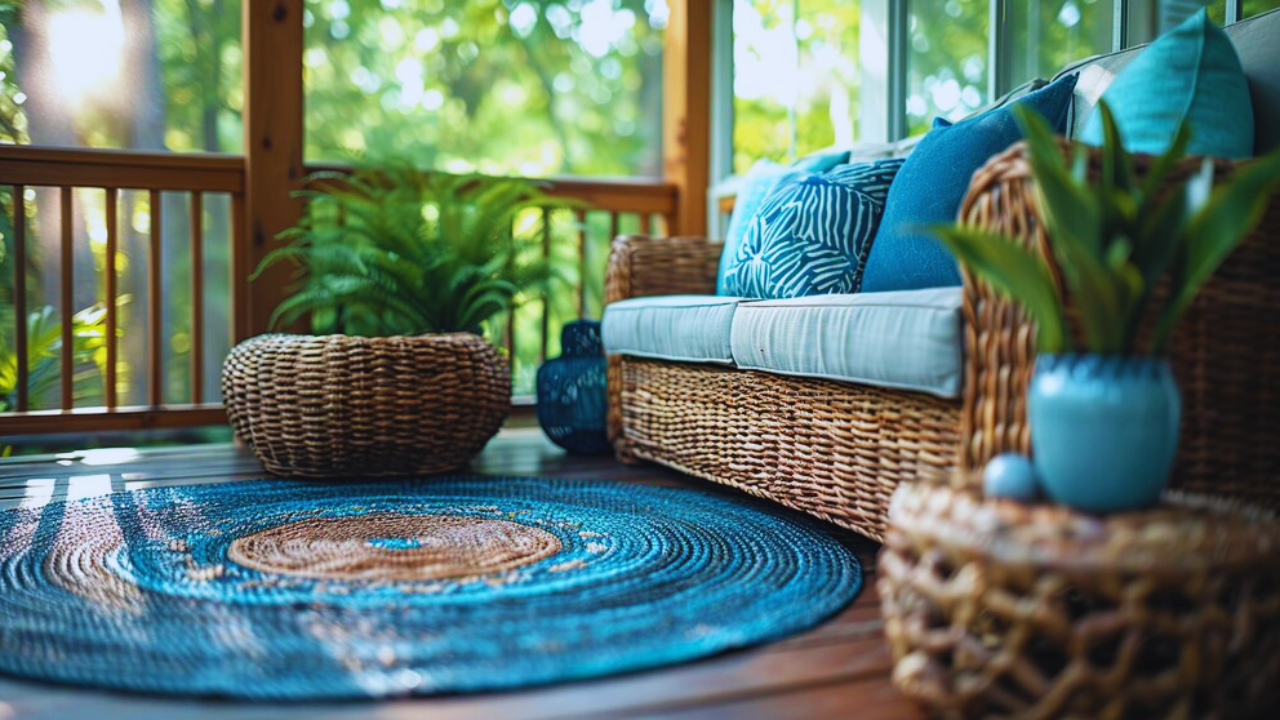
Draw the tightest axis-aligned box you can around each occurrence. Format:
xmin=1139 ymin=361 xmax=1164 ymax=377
xmin=0 ymin=146 xmax=676 ymax=435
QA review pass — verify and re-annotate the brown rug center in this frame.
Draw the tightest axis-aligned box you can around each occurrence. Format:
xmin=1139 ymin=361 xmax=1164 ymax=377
xmin=227 ymin=513 xmax=562 ymax=581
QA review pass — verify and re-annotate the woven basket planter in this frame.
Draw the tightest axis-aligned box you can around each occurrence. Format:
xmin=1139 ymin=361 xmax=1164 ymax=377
xmin=222 ymin=333 xmax=510 ymax=477
xmin=878 ymin=482 xmax=1280 ymax=719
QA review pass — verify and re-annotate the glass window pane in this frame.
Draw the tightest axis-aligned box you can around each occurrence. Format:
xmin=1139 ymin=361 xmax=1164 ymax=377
xmin=907 ymin=0 xmax=988 ymax=135
xmin=731 ymin=0 xmax=860 ymax=174
xmin=1009 ymin=0 xmax=1114 ymax=89
xmin=0 ymin=0 xmax=243 ymax=153
xmin=1244 ymin=0 xmax=1280 ymax=17
xmin=303 ymin=0 xmax=665 ymax=177
xmin=1206 ymin=1 xmax=1228 ymax=25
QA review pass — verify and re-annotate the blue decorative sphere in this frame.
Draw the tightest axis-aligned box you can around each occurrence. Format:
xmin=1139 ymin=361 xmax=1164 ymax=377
xmin=983 ymin=453 xmax=1040 ymax=502
xmin=536 ymin=320 xmax=612 ymax=455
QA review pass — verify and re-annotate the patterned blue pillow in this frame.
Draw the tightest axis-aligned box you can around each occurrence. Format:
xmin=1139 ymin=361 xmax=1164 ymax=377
xmin=723 ymin=159 xmax=905 ymax=299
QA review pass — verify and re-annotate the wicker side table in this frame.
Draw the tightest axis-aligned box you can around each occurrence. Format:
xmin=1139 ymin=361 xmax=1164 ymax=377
xmin=878 ymin=481 xmax=1280 ymax=719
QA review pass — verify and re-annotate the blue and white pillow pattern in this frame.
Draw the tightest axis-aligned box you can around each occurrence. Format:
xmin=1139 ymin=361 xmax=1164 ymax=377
xmin=723 ymin=158 xmax=905 ymax=299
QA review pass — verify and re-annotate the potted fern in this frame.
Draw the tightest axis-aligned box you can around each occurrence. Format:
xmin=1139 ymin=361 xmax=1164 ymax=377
xmin=222 ymin=167 xmax=580 ymax=478
xmin=934 ymin=102 xmax=1280 ymax=512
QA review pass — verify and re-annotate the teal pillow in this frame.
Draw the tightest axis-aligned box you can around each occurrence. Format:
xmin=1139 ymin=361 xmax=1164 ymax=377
xmin=860 ymin=73 xmax=1078 ymax=293
xmin=717 ymin=161 xmax=804 ymax=295
xmin=722 ymin=159 xmax=905 ymax=299
xmin=1081 ymin=9 xmax=1253 ymax=159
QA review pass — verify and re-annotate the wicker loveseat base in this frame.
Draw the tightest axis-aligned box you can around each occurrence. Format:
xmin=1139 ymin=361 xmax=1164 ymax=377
xmin=613 ymin=358 xmax=961 ymax=541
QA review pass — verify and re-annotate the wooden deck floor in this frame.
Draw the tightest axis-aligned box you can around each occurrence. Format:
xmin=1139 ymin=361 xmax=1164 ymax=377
xmin=0 ymin=429 xmax=923 ymax=720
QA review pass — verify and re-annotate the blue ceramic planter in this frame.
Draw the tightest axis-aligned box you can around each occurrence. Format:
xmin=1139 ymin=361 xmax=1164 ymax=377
xmin=1028 ymin=354 xmax=1181 ymax=512
xmin=536 ymin=320 xmax=612 ymax=455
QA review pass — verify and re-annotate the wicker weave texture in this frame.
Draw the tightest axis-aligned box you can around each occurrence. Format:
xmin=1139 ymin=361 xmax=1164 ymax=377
xmin=959 ymin=142 xmax=1280 ymax=509
xmin=221 ymin=333 xmax=510 ymax=477
xmin=878 ymin=482 xmax=1280 ymax=719
xmin=615 ymin=359 xmax=960 ymax=541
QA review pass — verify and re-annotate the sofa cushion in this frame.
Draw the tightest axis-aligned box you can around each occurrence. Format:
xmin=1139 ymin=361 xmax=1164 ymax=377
xmin=1080 ymin=9 xmax=1253 ymax=159
xmin=602 ymin=295 xmax=742 ymax=365
xmin=722 ymin=159 xmax=905 ymax=300
xmin=716 ymin=162 xmax=804 ymax=295
xmin=729 ymin=288 xmax=964 ymax=398
xmin=859 ymin=72 xmax=1078 ymax=294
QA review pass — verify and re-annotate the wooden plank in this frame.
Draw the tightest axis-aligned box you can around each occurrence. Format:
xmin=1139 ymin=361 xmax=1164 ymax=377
xmin=663 ymin=0 xmax=713 ymax=235
xmin=12 ymin=184 xmax=27 ymax=412
xmin=0 ymin=405 xmax=226 ymax=436
xmin=190 ymin=192 xmax=205 ymax=404
xmin=243 ymin=0 xmax=305 ymax=337
xmin=0 ymin=146 xmax=243 ymax=193
xmin=148 ymin=189 xmax=163 ymax=406
xmin=230 ymin=192 xmax=250 ymax=343
xmin=302 ymin=166 xmax=678 ymax=216
xmin=575 ymin=208 xmax=587 ymax=317
xmin=105 ymin=188 xmax=118 ymax=408
xmin=59 ymin=187 xmax=73 ymax=411
xmin=540 ymin=207 xmax=551 ymax=363
xmin=0 ymin=159 xmax=244 ymax=194
xmin=648 ymin=677 xmax=923 ymax=720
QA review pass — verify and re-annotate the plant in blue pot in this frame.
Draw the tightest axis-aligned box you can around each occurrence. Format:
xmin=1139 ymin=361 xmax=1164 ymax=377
xmin=934 ymin=102 xmax=1280 ymax=512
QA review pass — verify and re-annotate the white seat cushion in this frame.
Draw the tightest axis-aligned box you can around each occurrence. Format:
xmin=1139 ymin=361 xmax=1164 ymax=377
xmin=729 ymin=288 xmax=963 ymax=398
xmin=603 ymin=295 xmax=743 ymax=365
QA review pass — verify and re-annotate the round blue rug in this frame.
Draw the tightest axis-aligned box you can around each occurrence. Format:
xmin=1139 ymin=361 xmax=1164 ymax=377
xmin=0 ymin=476 xmax=861 ymax=700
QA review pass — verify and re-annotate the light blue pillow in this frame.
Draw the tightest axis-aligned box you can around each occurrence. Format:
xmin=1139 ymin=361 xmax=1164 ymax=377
xmin=1080 ymin=9 xmax=1253 ymax=159
xmin=717 ymin=161 xmax=803 ymax=295
xmin=860 ymin=72 xmax=1078 ymax=293
xmin=723 ymin=159 xmax=905 ymax=299
xmin=792 ymin=147 xmax=853 ymax=173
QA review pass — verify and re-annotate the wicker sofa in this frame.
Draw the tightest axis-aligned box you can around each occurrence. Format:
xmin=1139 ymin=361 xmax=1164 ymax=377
xmin=603 ymin=10 xmax=1280 ymax=542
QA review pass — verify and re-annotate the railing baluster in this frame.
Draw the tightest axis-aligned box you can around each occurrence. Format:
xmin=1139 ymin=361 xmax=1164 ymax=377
xmin=575 ymin=209 xmax=587 ymax=318
xmin=105 ymin=187 xmax=118 ymax=409
xmin=12 ymin=185 xmax=27 ymax=412
xmin=60 ymin=187 xmax=73 ymax=411
xmin=609 ymin=212 xmax=620 ymax=245
xmin=149 ymin=189 xmax=162 ymax=407
xmin=540 ymin=207 xmax=551 ymax=363
xmin=640 ymin=212 xmax=653 ymax=236
xmin=191 ymin=192 xmax=204 ymax=404
xmin=231 ymin=192 xmax=249 ymax=344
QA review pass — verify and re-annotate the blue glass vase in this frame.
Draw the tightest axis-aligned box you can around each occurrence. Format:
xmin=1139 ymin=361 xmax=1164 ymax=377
xmin=536 ymin=320 xmax=611 ymax=455
xmin=1028 ymin=354 xmax=1181 ymax=512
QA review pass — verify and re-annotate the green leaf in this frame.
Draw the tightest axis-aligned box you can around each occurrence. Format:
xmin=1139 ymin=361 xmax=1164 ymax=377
xmin=1014 ymin=105 xmax=1103 ymax=257
xmin=931 ymin=225 xmax=1069 ymax=353
xmin=1150 ymin=151 xmax=1280 ymax=352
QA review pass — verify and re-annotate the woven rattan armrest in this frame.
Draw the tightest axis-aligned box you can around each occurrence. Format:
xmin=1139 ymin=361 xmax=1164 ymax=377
xmin=956 ymin=140 xmax=1280 ymax=509
xmin=604 ymin=235 xmax=721 ymax=304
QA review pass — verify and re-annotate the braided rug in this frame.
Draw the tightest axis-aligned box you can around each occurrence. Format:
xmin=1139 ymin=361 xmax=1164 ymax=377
xmin=0 ymin=476 xmax=861 ymax=700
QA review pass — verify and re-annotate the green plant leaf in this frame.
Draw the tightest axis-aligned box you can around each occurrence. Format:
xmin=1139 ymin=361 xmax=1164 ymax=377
xmin=1150 ymin=151 xmax=1280 ymax=352
xmin=931 ymin=225 xmax=1069 ymax=353
xmin=1014 ymin=105 xmax=1102 ymax=257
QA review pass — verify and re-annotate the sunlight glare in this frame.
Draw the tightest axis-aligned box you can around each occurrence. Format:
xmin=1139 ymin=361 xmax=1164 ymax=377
xmin=47 ymin=2 xmax=126 ymax=106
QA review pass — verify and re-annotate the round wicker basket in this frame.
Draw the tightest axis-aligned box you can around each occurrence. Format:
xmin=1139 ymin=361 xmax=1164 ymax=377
xmin=878 ymin=482 xmax=1280 ymax=719
xmin=221 ymin=333 xmax=510 ymax=477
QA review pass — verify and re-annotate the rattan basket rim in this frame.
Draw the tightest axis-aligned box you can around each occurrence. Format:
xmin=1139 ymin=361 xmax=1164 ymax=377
xmin=890 ymin=482 xmax=1280 ymax=577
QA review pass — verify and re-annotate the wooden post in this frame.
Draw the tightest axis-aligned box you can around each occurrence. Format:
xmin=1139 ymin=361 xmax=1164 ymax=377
xmin=663 ymin=0 xmax=713 ymax=237
xmin=242 ymin=0 xmax=305 ymax=337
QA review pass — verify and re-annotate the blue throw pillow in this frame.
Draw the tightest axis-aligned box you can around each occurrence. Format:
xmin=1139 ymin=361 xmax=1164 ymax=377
xmin=717 ymin=161 xmax=804 ymax=295
xmin=860 ymin=72 xmax=1079 ymax=293
xmin=722 ymin=159 xmax=905 ymax=299
xmin=1080 ymin=9 xmax=1253 ymax=159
